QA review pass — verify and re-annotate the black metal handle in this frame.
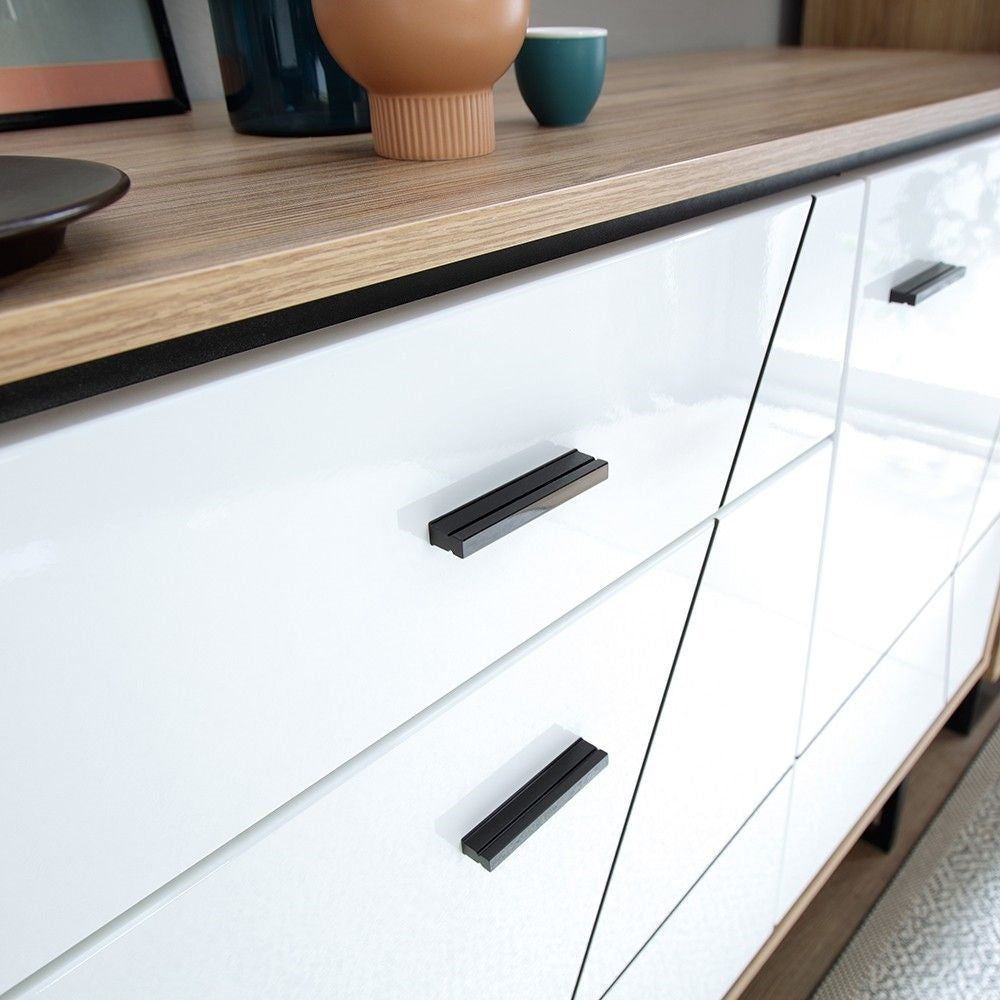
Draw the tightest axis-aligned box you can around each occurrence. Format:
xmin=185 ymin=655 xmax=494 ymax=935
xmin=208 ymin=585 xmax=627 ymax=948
xmin=461 ymin=738 xmax=608 ymax=871
xmin=428 ymin=449 xmax=608 ymax=558
xmin=889 ymin=262 xmax=966 ymax=306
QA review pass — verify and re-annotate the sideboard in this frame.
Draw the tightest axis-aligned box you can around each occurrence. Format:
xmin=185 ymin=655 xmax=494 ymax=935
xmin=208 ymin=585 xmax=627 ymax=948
xmin=1 ymin=49 xmax=998 ymax=1000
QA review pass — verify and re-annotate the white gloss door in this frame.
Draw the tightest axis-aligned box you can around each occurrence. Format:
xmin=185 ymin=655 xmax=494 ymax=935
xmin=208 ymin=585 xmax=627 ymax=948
xmin=0 ymin=195 xmax=810 ymax=992
xmin=726 ymin=180 xmax=864 ymax=501
xmin=801 ymin=132 xmax=1000 ymax=749
xmin=12 ymin=532 xmax=712 ymax=1000
xmin=576 ymin=445 xmax=831 ymax=1000
xmin=959 ymin=419 xmax=1000 ymax=561
xmin=949 ymin=517 xmax=1000 ymax=699
xmin=604 ymin=774 xmax=792 ymax=1000
xmin=779 ymin=582 xmax=948 ymax=918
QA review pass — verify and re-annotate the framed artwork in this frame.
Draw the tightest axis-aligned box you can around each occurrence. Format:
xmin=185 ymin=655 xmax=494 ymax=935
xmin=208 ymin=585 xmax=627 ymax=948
xmin=0 ymin=0 xmax=189 ymax=131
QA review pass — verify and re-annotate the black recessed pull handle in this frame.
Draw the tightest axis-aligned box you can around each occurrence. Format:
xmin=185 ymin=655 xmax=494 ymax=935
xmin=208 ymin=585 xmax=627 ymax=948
xmin=461 ymin=737 xmax=609 ymax=871
xmin=889 ymin=262 xmax=966 ymax=306
xmin=428 ymin=449 xmax=608 ymax=558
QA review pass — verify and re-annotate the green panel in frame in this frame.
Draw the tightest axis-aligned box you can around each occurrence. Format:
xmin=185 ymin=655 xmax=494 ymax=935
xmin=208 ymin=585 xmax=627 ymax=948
xmin=0 ymin=0 xmax=189 ymax=131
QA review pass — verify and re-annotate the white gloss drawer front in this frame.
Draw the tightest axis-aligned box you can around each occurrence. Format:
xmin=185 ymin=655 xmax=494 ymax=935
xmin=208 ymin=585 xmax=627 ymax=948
xmin=0 ymin=195 xmax=811 ymax=990
xmin=802 ymin=131 xmax=1000 ymax=748
xmin=22 ymin=532 xmax=712 ymax=1000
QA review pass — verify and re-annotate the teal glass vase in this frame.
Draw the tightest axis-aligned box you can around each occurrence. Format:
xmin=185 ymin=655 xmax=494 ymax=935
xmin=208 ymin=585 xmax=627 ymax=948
xmin=208 ymin=0 xmax=369 ymax=137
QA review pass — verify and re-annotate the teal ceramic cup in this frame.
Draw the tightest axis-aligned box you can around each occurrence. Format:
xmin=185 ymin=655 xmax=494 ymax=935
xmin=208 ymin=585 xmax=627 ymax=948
xmin=515 ymin=27 xmax=607 ymax=127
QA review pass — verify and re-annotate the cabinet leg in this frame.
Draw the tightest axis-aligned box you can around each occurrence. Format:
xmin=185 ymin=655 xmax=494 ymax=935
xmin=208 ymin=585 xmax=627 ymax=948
xmin=945 ymin=679 xmax=981 ymax=736
xmin=862 ymin=779 xmax=906 ymax=853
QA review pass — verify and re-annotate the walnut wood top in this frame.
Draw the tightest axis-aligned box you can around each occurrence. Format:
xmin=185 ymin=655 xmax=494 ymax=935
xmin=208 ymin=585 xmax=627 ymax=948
xmin=2 ymin=48 xmax=1000 ymax=388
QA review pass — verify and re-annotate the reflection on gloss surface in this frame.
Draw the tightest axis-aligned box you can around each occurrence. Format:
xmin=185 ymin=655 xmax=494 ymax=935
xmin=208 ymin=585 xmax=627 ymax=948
xmin=727 ymin=181 xmax=864 ymax=500
xmin=802 ymin=134 xmax=1000 ymax=750
xmin=782 ymin=582 xmax=950 ymax=913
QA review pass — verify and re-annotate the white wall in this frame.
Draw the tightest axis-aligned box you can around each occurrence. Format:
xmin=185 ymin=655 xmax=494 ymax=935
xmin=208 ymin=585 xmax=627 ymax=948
xmin=534 ymin=1 xmax=783 ymax=55
xmin=163 ymin=0 xmax=784 ymax=102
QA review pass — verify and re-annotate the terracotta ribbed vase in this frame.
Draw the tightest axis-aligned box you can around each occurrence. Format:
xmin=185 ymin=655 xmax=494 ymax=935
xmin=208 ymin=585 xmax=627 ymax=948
xmin=311 ymin=0 xmax=529 ymax=160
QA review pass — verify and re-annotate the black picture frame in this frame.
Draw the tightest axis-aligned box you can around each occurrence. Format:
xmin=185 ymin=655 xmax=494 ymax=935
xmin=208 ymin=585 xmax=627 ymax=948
xmin=0 ymin=0 xmax=189 ymax=133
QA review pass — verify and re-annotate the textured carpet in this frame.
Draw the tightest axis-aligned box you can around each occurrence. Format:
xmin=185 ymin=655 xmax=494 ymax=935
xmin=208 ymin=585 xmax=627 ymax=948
xmin=813 ymin=722 xmax=1000 ymax=1000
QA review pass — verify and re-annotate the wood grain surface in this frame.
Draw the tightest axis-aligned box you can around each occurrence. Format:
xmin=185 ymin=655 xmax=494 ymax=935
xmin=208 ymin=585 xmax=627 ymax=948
xmin=804 ymin=0 xmax=1000 ymax=53
xmin=2 ymin=48 xmax=1000 ymax=387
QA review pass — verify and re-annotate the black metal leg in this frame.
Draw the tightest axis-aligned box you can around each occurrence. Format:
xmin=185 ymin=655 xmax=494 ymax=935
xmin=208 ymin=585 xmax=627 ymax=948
xmin=945 ymin=680 xmax=981 ymax=736
xmin=862 ymin=779 xmax=907 ymax=853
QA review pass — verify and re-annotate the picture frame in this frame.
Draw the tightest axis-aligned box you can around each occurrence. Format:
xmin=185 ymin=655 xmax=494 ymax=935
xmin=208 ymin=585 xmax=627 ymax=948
xmin=0 ymin=0 xmax=189 ymax=132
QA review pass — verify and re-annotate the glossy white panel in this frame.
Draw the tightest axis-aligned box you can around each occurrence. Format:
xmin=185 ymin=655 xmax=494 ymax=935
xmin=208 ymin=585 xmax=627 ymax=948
xmin=960 ymin=419 xmax=1000 ymax=560
xmin=779 ymin=584 xmax=948 ymax=918
xmin=801 ymin=132 xmax=1000 ymax=749
xmin=577 ymin=445 xmax=831 ymax=1000
xmin=605 ymin=773 xmax=792 ymax=1000
xmin=949 ymin=517 xmax=1000 ymax=699
xmin=0 ymin=195 xmax=809 ymax=990
xmin=727 ymin=181 xmax=864 ymax=500
xmin=26 ymin=532 xmax=712 ymax=1000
